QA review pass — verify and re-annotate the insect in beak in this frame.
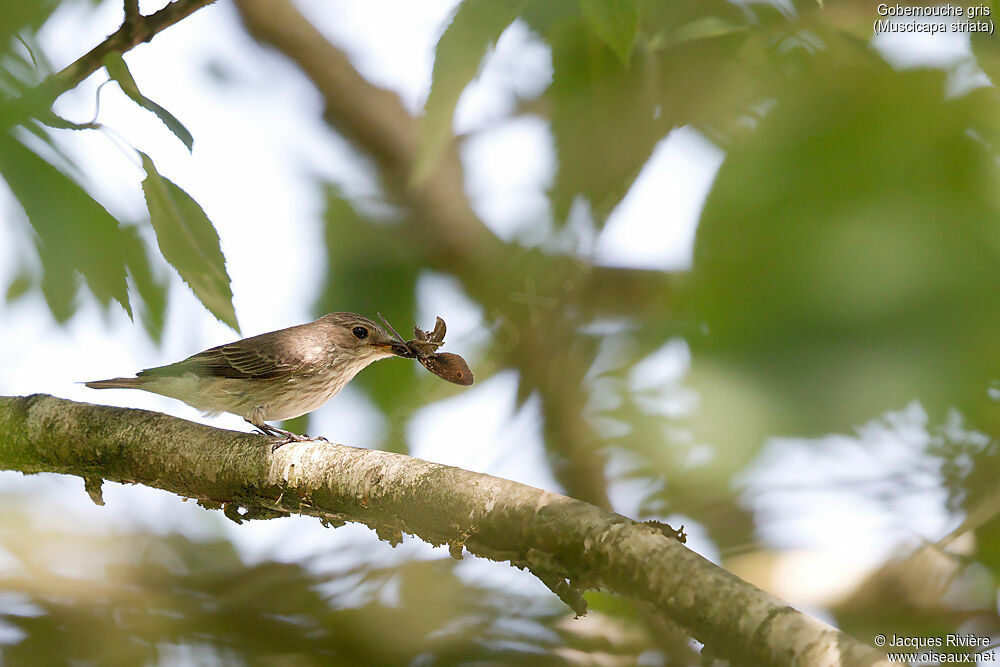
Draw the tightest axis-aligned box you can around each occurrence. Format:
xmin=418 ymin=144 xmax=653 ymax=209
xmin=378 ymin=313 xmax=475 ymax=385
xmin=418 ymin=352 xmax=474 ymax=386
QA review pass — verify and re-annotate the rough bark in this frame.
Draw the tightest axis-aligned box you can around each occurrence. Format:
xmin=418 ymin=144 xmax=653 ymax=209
xmin=0 ymin=394 xmax=890 ymax=667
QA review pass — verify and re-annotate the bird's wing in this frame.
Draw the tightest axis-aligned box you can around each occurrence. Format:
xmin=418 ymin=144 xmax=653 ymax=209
xmin=200 ymin=343 xmax=302 ymax=379
xmin=139 ymin=330 xmax=312 ymax=380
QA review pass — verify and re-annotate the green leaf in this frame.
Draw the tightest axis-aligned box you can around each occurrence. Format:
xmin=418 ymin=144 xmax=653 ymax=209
xmin=134 ymin=98 xmax=193 ymax=151
xmin=121 ymin=226 xmax=169 ymax=344
xmin=104 ymin=51 xmax=194 ymax=152
xmin=668 ymin=16 xmax=747 ymax=45
xmin=102 ymin=51 xmax=141 ymax=96
xmin=692 ymin=62 xmax=1000 ymax=448
xmin=0 ymin=131 xmax=131 ymax=319
xmin=5 ymin=270 xmax=32 ymax=303
xmin=38 ymin=259 xmax=76 ymax=322
xmin=139 ymin=152 xmax=239 ymax=333
xmin=0 ymin=1 xmax=60 ymax=49
xmin=413 ymin=0 xmax=525 ymax=185
xmin=578 ymin=0 xmax=637 ymax=65
xmin=547 ymin=18 xmax=664 ymax=223
xmin=36 ymin=110 xmax=100 ymax=131
xmin=21 ymin=120 xmax=87 ymax=180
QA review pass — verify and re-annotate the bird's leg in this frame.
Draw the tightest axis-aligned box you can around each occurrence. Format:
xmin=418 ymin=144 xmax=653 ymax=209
xmin=247 ymin=419 xmax=295 ymax=438
xmin=245 ymin=419 xmax=327 ymax=451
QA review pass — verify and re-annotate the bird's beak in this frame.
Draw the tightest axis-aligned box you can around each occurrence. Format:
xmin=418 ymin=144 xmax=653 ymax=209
xmin=373 ymin=340 xmax=414 ymax=358
xmin=389 ymin=343 xmax=414 ymax=358
xmin=373 ymin=314 xmax=414 ymax=357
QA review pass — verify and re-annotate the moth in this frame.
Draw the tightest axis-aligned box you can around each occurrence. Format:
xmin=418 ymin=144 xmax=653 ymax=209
xmin=378 ymin=314 xmax=474 ymax=386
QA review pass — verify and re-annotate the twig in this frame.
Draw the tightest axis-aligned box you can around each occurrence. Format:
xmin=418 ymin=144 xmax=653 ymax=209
xmin=123 ymin=0 xmax=141 ymax=26
xmin=10 ymin=0 xmax=217 ymax=120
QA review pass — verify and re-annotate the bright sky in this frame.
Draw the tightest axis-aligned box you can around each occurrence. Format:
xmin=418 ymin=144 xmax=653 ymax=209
xmin=0 ymin=1 xmax=972 ymax=609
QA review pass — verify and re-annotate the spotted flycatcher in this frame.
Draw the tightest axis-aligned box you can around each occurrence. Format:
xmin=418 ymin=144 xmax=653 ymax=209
xmin=85 ymin=313 xmax=412 ymax=441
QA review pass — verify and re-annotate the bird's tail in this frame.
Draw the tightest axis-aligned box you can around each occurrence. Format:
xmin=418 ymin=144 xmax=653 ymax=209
xmin=84 ymin=377 xmax=142 ymax=389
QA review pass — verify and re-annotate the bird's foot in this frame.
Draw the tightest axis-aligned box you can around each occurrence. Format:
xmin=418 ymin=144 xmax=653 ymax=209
xmin=269 ymin=434 xmax=330 ymax=451
xmin=270 ymin=437 xmax=294 ymax=452
xmin=247 ymin=420 xmax=328 ymax=451
xmin=268 ymin=433 xmax=301 ymax=452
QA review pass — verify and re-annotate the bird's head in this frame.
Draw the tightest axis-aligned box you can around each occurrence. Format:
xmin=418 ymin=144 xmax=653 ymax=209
xmin=320 ymin=313 xmax=413 ymax=359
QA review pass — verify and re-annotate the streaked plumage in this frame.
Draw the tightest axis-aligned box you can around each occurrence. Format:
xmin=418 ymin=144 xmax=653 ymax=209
xmin=85 ymin=312 xmax=411 ymax=440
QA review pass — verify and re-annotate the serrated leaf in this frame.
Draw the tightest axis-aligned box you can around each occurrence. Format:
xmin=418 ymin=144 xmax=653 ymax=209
xmin=0 ymin=131 xmax=131 ymax=319
xmin=104 ymin=51 xmax=194 ymax=151
xmin=413 ymin=0 xmax=525 ymax=185
xmin=134 ymin=98 xmax=193 ymax=152
xmin=139 ymin=151 xmax=239 ymax=333
xmin=578 ymin=0 xmax=637 ymax=65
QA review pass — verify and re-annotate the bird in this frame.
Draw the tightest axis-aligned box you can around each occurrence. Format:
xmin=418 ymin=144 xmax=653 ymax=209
xmin=85 ymin=312 xmax=413 ymax=443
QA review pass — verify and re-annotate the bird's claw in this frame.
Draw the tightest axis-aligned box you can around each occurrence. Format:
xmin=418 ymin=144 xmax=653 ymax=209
xmin=269 ymin=432 xmax=330 ymax=452
xmin=270 ymin=439 xmax=291 ymax=452
xmin=249 ymin=419 xmax=330 ymax=450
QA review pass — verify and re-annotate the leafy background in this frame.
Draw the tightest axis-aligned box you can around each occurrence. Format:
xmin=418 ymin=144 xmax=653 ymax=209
xmin=1 ymin=0 xmax=999 ymax=663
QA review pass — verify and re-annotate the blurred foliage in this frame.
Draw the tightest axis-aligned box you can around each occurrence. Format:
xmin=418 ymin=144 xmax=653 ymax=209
xmin=6 ymin=0 xmax=1000 ymax=662
xmin=414 ymin=0 xmax=528 ymax=184
xmin=690 ymin=48 xmax=1000 ymax=447
xmin=0 ymin=3 xmax=63 ymax=66
xmin=313 ymin=188 xmax=424 ymax=450
xmin=0 ymin=129 xmax=132 ymax=320
xmin=375 ymin=0 xmax=1000 ymax=654
xmin=0 ymin=505 xmax=681 ymax=666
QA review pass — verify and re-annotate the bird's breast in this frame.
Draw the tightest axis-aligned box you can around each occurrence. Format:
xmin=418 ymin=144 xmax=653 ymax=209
xmin=260 ymin=355 xmax=377 ymax=421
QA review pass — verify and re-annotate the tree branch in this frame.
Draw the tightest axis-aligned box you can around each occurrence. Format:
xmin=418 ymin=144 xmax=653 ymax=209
xmin=10 ymin=0 xmax=217 ymax=118
xmin=0 ymin=394 xmax=889 ymax=666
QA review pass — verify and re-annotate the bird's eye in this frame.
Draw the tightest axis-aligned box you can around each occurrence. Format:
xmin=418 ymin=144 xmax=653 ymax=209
xmin=352 ymin=326 xmax=369 ymax=340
